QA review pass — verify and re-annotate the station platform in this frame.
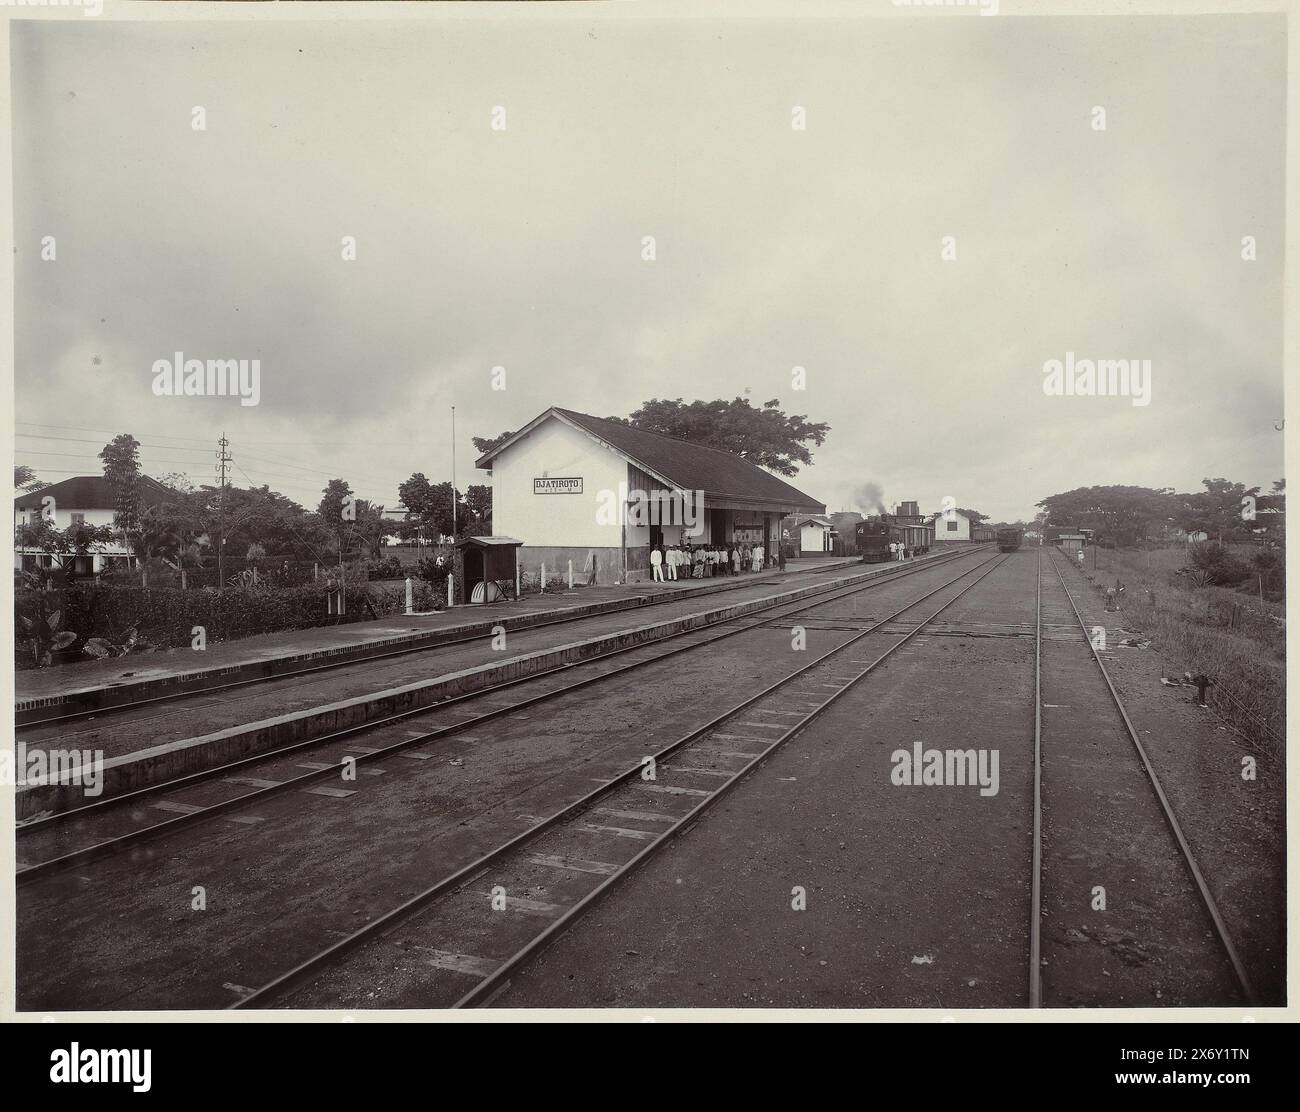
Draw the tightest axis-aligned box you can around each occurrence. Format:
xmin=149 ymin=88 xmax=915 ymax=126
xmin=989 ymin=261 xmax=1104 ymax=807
xmin=15 ymin=549 xmax=991 ymax=818
xmin=15 ymin=555 xmax=860 ymax=723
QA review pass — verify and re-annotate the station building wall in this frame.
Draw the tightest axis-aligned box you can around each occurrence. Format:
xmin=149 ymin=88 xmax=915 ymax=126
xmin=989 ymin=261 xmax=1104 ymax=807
xmin=485 ymin=418 xmax=789 ymax=584
xmin=934 ymin=512 xmax=973 ymax=542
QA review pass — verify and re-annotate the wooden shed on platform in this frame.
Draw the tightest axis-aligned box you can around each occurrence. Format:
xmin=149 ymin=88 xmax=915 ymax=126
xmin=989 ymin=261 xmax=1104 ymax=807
xmin=454 ymin=535 xmax=523 ymax=604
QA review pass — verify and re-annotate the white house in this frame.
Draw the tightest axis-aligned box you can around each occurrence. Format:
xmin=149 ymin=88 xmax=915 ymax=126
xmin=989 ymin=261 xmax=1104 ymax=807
xmin=475 ymin=407 xmax=825 ymax=583
xmin=14 ymin=474 xmax=172 ymax=576
xmin=929 ymin=508 xmax=974 ymax=542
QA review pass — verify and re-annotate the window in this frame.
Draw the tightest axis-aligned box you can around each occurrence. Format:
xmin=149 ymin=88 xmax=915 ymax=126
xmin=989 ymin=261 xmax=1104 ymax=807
xmin=70 ymin=513 xmax=85 ymax=526
xmin=946 ymin=521 xmax=958 ymax=532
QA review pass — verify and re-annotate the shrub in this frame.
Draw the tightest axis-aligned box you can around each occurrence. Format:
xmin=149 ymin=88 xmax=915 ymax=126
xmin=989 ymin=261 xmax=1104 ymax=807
xmin=415 ymin=555 xmax=451 ymax=590
xmin=14 ymin=578 xmax=437 ymax=666
xmin=1187 ymin=542 xmax=1252 ymax=587
xmin=362 ymin=555 xmax=406 ymax=581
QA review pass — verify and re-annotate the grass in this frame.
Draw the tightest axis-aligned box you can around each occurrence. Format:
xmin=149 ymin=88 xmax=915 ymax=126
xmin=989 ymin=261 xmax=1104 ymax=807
xmin=1072 ymin=546 xmax=1285 ymax=756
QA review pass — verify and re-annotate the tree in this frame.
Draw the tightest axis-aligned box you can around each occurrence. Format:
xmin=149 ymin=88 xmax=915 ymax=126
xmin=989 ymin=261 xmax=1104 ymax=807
xmin=316 ymin=478 xmax=355 ymax=559
xmin=607 ymin=397 xmax=829 ymax=476
xmin=155 ymin=472 xmax=196 ymax=494
xmin=398 ymin=473 xmax=436 ymax=522
xmin=195 ymin=484 xmax=325 ymax=561
xmin=465 ymin=484 xmax=492 ymax=533
xmin=1177 ymin=478 xmax=1262 ymax=542
xmin=133 ymin=503 xmax=186 ymax=566
xmin=1037 ymin=485 xmax=1176 ymax=546
xmin=15 ymin=517 xmax=117 ymax=584
xmin=348 ymin=499 xmax=388 ymax=560
xmin=99 ymin=433 xmax=143 ymax=533
xmin=14 ymin=464 xmax=43 ymax=493
xmin=472 ymin=431 xmax=515 ymax=457
xmin=398 ymin=472 xmax=464 ymax=539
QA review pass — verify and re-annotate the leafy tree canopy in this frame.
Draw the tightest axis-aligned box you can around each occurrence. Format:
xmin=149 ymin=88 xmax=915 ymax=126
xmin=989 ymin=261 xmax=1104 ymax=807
xmin=606 ymin=397 xmax=828 ymax=477
xmin=14 ymin=464 xmax=44 ymax=492
xmin=472 ymin=431 xmax=514 ymax=457
xmin=99 ymin=433 xmax=142 ymax=531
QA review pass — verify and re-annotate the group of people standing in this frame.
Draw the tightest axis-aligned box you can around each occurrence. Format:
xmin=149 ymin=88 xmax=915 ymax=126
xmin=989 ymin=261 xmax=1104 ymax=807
xmin=650 ymin=541 xmax=774 ymax=582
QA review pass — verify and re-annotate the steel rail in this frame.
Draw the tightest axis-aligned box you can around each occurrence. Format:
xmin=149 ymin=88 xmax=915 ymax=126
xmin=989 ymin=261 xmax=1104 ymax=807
xmin=230 ymin=553 xmax=1005 ymax=1009
xmin=1046 ymin=550 xmax=1258 ymax=1006
xmin=16 ymin=560 xmax=864 ymax=731
xmin=455 ymin=554 xmax=1007 ymax=1008
xmin=18 ymin=547 xmax=989 ymax=884
xmin=1029 ymin=548 xmax=1044 ymax=1007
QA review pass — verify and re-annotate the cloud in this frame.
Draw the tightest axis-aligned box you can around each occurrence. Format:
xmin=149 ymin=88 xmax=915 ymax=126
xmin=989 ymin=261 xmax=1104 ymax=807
xmin=12 ymin=15 xmax=1285 ymax=521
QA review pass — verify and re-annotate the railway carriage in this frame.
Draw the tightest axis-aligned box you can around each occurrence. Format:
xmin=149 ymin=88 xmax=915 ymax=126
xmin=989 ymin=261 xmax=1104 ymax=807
xmin=996 ymin=527 xmax=1023 ymax=552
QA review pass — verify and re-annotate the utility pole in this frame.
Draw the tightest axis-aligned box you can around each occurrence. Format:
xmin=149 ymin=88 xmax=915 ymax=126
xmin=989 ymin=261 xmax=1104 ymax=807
xmin=216 ymin=432 xmax=231 ymax=593
xmin=451 ymin=405 xmax=458 ymax=540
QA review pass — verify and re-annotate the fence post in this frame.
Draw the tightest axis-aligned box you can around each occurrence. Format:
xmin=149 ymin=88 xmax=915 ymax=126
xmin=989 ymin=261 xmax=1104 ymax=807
xmin=313 ymin=562 xmax=319 ymax=582
xmin=568 ymin=559 xmax=573 ymax=589
xmin=405 ymin=577 xmax=414 ymax=615
xmin=516 ymin=565 xmax=521 ymax=600
xmin=541 ymin=562 xmax=546 ymax=593
xmin=180 ymin=568 xmax=187 ymax=591
xmin=447 ymin=574 xmax=454 ymax=609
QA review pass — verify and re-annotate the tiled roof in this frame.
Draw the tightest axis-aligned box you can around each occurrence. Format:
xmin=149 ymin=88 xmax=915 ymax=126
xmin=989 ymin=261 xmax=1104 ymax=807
xmin=14 ymin=474 xmax=174 ymax=511
xmin=477 ymin=407 xmax=824 ymax=512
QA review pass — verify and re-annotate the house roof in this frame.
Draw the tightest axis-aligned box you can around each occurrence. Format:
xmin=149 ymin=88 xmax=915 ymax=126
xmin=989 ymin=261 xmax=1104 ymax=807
xmin=456 ymin=535 xmax=523 ymax=548
xmin=475 ymin=407 xmax=825 ymax=513
xmin=14 ymin=474 xmax=175 ymax=512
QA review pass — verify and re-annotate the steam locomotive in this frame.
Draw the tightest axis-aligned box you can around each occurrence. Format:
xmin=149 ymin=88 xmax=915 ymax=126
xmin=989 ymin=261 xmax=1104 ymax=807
xmin=855 ymin=516 xmax=935 ymax=563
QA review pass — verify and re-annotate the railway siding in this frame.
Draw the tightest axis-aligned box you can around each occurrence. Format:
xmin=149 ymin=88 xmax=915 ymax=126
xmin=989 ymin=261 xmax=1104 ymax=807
xmin=15 ymin=555 xmax=962 ymax=819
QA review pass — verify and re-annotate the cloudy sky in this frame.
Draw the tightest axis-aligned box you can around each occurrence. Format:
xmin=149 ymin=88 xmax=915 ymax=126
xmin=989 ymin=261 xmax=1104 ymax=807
xmin=11 ymin=11 xmax=1285 ymax=522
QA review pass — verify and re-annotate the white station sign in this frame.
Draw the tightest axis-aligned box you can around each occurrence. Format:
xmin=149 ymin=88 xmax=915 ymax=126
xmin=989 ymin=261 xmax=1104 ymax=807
xmin=533 ymin=477 xmax=583 ymax=494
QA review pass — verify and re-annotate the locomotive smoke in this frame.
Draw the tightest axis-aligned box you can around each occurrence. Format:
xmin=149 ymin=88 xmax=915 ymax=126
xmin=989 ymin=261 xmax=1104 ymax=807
xmin=853 ymin=481 xmax=887 ymax=516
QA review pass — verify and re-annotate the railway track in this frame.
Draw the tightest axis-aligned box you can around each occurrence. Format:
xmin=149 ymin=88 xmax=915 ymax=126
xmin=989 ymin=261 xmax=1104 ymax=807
xmin=1028 ymin=547 xmax=1257 ymax=1007
xmin=17 ymin=546 xmax=992 ymax=885
xmin=15 ymin=559 xmax=863 ymax=733
xmin=233 ymin=553 xmax=1007 ymax=1008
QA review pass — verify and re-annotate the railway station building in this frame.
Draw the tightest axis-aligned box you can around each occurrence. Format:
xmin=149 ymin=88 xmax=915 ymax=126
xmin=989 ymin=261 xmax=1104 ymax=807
xmin=790 ymin=514 xmax=834 ymax=556
xmin=929 ymin=507 xmax=975 ymax=542
xmin=475 ymin=407 xmax=825 ymax=583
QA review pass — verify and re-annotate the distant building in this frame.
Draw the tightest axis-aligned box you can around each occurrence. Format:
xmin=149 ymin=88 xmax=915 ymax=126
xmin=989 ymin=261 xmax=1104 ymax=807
xmin=929 ymin=507 xmax=975 ymax=542
xmin=475 ymin=407 xmax=824 ymax=582
xmin=13 ymin=474 xmax=172 ymax=576
xmin=790 ymin=514 xmax=834 ymax=555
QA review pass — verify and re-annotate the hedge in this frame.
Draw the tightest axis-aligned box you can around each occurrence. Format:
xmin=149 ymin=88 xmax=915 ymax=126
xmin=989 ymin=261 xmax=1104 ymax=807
xmin=15 ymin=579 xmax=441 ymax=667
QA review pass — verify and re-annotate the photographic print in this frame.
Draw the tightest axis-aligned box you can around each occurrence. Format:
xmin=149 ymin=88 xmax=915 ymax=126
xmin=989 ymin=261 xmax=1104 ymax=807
xmin=4 ymin=0 xmax=1289 ymax=1043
